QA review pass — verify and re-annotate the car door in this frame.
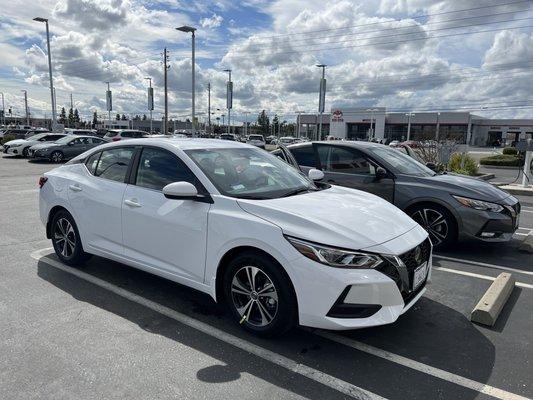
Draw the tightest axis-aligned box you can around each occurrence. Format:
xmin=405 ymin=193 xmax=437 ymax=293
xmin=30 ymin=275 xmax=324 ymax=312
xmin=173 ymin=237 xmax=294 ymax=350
xmin=315 ymin=144 xmax=394 ymax=202
xmin=63 ymin=137 xmax=84 ymax=158
xmin=121 ymin=146 xmax=210 ymax=283
xmin=68 ymin=146 xmax=137 ymax=255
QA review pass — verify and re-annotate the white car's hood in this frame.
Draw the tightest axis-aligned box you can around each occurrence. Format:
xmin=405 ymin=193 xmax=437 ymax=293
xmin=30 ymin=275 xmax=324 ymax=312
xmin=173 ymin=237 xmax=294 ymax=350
xmin=237 ymin=185 xmax=418 ymax=251
xmin=4 ymin=139 xmax=27 ymax=146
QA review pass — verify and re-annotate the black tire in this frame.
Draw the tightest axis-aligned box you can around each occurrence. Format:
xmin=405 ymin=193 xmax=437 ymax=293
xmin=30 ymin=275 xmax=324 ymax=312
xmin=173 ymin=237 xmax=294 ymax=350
xmin=51 ymin=210 xmax=91 ymax=266
xmin=223 ymin=251 xmax=297 ymax=337
xmin=51 ymin=151 xmax=64 ymax=163
xmin=409 ymin=203 xmax=457 ymax=248
xmin=22 ymin=147 xmax=30 ymax=157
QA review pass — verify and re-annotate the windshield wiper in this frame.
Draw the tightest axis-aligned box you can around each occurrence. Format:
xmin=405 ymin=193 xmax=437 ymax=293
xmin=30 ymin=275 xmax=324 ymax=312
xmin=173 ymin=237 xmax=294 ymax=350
xmin=281 ymin=187 xmax=317 ymax=197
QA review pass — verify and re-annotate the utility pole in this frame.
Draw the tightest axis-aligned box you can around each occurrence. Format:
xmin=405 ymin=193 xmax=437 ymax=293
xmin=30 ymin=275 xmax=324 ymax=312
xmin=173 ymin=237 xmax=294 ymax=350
xmin=70 ymin=93 xmax=73 ymax=128
xmin=105 ymin=82 xmax=112 ymax=128
xmin=435 ymin=112 xmax=441 ymax=142
xmin=21 ymin=90 xmax=29 ymax=126
xmin=163 ymin=47 xmax=169 ymax=134
xmin=316 ymin=64 xmax=327 ymax=141
xmin=406 ymin=112 xmax=414 ymax=141
xmin=207 ymin=82 xmax=211 ymax=135
xmin=176 ymin=26 xmax=197 ymax=134
xmin=33 ymin=17 xmax=56 ymax=129
xmin=243 ymin=111 xmax=250 ymax=137
xmin=145 ymin=77 xmax=153 ymax=134
xmin=295 ymin=111 xmax=302 ymax=138
xmin=224 ymin=69 xmax=232 ymax=135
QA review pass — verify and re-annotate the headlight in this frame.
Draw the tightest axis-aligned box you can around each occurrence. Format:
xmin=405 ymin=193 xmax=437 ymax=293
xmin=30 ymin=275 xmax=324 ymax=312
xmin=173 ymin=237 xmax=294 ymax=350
xmin=285 ymin=236 xmax=382 ymax=269
xmin=453 ymin=195 xmax=503 ymax=213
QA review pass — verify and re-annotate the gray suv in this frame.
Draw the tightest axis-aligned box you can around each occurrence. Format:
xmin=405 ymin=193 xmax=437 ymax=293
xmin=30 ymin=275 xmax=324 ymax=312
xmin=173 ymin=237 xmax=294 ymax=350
xmin=274 ymin=141 xmax=520 ymax=248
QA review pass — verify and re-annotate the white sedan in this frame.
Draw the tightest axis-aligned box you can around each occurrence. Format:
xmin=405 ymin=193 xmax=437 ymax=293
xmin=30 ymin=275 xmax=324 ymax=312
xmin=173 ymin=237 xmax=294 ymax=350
xmin=39 ymin=138 xmax=431 ymax=336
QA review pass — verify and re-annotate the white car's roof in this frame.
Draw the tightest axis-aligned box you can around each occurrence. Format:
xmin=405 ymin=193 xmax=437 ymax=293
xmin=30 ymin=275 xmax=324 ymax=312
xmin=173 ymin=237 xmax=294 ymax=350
xmin=104 ymin=137 xmax=253 ymax=151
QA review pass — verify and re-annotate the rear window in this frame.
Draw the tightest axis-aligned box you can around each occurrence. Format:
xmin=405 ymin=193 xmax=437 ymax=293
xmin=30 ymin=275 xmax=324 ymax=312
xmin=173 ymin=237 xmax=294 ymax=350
xmin=249 ymin=135 xmax=264 ymax=141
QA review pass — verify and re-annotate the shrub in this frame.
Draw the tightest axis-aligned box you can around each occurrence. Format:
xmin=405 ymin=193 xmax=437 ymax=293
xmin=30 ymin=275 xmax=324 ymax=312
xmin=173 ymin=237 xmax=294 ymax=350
xmin=502 ymin=147 xmax=518 ymax=155
xmin=448 ymin=152 xmax=478 ymax=176
xmin=479 ymin=154 xmax=522 ymax=167
xmin=1 ymin=134 xmax=16 ymax=145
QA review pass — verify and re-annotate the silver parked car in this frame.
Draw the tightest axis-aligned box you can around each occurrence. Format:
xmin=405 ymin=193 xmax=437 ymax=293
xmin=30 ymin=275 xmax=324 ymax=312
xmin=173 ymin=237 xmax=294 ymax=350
xmin=30 ymin=135 xmax=107 ymax=162
xmin=246 ymin=134 xmax=266 ymax=149
xmin=273 ymin=141 xmax=520 ymax=248
xmin=3 ymin=133 xmax=66 ymax=157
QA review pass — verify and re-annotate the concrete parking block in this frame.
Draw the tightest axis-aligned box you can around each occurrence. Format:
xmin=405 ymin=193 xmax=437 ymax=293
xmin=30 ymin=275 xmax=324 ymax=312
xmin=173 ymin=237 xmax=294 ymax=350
xmin=498 ymin=184 xmax=533 ymax=196
xmin=518 ymin=233 xmax=533 ymax=254
xmin=471 ymin=273 xmax=515 ymax=327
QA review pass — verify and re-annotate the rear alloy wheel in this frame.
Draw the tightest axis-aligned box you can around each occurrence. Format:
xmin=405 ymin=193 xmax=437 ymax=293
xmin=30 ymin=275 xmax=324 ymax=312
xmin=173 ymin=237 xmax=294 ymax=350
xmin=22 ymin=147 xmax=29 ymax=157
xmin=224 ymin=252 xmax=297 ymax=337
xmin=51 ymin=210 xmax=91 ymax=266
xmin=410 ymin=205 xmax=455 ymax=248
xmin=51 ymin=151 xmax=64 ymax=163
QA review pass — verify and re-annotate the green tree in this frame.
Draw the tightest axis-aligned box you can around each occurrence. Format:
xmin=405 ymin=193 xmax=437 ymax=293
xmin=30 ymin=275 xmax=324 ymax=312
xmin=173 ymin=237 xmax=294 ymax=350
xmin=92 ymin=111 xmax=98 ymax=127
xmin=257 ymin=110 xmax=270 ymax=135
xmin=68 ymin=107 xmax=74 ymax=126
xmin=121 ymin=114 xmax=127 ymax=121
xmin=272 ymin=114 xmax=279 ymax=135
xmin=142 ymin=114 xmax=147 ymax=121
xmin=59 ymin=107 xmax=67 ymax=124
xmin=116 ymin=113 xmax=121 ymax=121
xmin=74 ymin=109 xmax=80 ymax=123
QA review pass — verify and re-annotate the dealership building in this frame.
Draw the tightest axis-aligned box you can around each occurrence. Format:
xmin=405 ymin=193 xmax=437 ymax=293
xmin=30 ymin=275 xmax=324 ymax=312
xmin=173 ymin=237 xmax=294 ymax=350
xmin=297 ymin=107 xmax=533 ymax=146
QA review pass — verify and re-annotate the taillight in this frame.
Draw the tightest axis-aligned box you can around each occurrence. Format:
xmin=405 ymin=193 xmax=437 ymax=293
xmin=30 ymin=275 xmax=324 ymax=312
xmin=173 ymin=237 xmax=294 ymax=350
xmin=112 ymin=137 xmax=121 ymax=141
xmin=38 ymin=176 xmax=48 ymax=189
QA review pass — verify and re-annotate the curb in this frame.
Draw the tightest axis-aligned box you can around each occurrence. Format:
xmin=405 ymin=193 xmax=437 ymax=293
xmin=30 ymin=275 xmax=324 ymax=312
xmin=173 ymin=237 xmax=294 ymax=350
xmin=477 ymin=173 xmax=495 ymax=181
xmin=498 ymin=185 xmax=533 ymax=197
xmin=471 ymin=272 xmax=515 ymax=327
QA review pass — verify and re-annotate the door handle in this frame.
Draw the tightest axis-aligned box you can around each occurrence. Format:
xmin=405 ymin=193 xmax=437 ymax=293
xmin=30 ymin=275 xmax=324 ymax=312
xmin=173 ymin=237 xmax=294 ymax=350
xmin=69 ymin=184 xmax=82 ymax=192
xmin=124 ymin=199 xmax=142 ymax=208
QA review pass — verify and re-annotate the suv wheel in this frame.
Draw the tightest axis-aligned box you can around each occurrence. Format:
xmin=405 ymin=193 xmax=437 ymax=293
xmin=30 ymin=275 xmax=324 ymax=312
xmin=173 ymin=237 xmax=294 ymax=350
xmin=51 ymin=210 xmax=91 ymax=266
xmin=409 ymin=204 xmax=456 ymax=248
xmin=223 ymin=252 xmax=297 ymax=337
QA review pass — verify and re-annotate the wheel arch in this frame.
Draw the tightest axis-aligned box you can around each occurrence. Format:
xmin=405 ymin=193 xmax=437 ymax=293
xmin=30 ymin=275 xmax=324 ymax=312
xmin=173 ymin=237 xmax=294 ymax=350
xmin=214 ymin=245 xmax=299 ymax=321
xmin=404 ymin=199 xmax=460 ymax=236
xmin=46 ymin=205 xmax=70 ymax=239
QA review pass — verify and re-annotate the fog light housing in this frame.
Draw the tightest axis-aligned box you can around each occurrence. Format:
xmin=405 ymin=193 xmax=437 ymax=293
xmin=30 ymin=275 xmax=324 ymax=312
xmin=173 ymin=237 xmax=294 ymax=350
xmin=479 ymin=232 xmax=501 ymax=238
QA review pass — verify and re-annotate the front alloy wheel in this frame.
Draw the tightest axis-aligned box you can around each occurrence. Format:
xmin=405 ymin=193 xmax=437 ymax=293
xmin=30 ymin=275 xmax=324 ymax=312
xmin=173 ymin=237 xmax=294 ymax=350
xmin=224 ymin=252 xmax=297 ymax=337
xmin=410 ymin=205 xmax=454 ymax=247
xmin=51 ymin=151 xmax=64 ymax=163
xmin=231 ymin=266 xmax=279 ymax=327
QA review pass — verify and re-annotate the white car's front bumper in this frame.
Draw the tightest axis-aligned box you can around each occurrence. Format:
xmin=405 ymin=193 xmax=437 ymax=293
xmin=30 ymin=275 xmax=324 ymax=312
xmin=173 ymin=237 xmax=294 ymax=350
xmin=287 ymin=227 xmax=431 ymax=330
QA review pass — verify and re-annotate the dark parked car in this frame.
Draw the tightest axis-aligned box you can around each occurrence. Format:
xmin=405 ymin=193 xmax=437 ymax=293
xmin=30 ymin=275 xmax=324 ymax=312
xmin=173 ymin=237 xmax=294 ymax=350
xmin=273 ymin=141 xmax=520 ymax=247
xmin=29 ymin=135 xmax=107 ymax=162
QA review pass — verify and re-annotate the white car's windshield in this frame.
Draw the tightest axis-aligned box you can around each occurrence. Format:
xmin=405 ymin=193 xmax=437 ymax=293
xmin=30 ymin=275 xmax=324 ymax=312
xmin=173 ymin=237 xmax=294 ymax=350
xmin=248 ymin=135 xmax=264 ymax=141
xmin=369 ymin=146 xmax=435 ymax=177
xmin=26 ymin=133 xmax=47 ymax=141
xmin=187 ymin=147 xmax=317 ymax=199
xmin=54 ymin=136 xmax=73 ymax=145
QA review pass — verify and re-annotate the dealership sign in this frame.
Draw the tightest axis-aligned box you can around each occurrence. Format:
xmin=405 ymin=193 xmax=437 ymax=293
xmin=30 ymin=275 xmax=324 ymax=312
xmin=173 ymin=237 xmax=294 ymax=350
xmin=332 ymin=109 xmax=343 ymax=122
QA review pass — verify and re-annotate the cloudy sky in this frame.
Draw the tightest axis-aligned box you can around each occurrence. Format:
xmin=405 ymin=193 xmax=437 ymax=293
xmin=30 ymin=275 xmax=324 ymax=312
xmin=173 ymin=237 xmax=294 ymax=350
xmin=1 ymin=0 xmax=532 ymax=124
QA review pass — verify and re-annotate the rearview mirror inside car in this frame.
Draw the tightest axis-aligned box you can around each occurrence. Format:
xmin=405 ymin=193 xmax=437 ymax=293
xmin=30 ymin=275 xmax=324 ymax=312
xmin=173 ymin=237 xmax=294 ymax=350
xmin=308 ymin=168 xmax=324 ymax=181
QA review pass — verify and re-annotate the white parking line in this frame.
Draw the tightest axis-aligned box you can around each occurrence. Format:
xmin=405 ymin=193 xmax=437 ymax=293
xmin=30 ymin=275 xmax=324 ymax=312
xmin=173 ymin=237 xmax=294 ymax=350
xmin=317 ymin=331 xmax=530 ymax=400
xmin=435 ymin=267 xmax=533 ymax=289
xmin=32 ymin=248 xmax=532 ymax=400
xmin=30 ymin=249 xmax=383 ymax=400
xmin=522 ymin=210 xmax=533 ymax=213
xmin=434 ymin=255 xmax=533 ymax=277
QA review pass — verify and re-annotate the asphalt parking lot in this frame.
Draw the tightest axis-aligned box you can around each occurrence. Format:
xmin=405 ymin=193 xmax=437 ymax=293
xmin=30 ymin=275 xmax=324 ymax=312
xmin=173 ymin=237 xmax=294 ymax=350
xmin=1 ymin=155 xmax=532 ymax=400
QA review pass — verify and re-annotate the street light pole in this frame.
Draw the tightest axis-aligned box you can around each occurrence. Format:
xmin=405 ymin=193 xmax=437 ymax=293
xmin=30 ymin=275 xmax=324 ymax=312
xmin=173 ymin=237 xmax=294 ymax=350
xmin=316 ymin=64 xmax=327 ymax=141
xmin=406 ymin=112 xmax=415 ymax=141
xmin=21 ymin=90 xmax=29 ymax=126
xmin=366 ymin=108 xmax=379 ymax=140
xmin=223 ymin=69 xmax=232 ymax=135
xmin=33 ymin=17 xmax=56 ymax=129
xmin=105 ymin=82 xmax=111 ymax=128
xmin=176 ymin=26 xmax=197 ymax=134
xmin=144 ymin=77 xmax=153 ymax=134
xmin=435 ymin=112 xmax=441 ymax=142
xmin=0 ymin=92 xmax=5 ymax=126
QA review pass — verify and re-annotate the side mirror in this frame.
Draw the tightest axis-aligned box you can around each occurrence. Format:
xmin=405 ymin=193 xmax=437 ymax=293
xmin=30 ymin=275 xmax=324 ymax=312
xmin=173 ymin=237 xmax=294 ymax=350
xmin=426 ymin=162 xmax=437 ymax=171
xmin=163 ymin=182 xmax=198 ymax=200
xmin=375 ymin=167 xmax=388 ymax=180
xmin=308 ymin=168 xmax=324 ymax=181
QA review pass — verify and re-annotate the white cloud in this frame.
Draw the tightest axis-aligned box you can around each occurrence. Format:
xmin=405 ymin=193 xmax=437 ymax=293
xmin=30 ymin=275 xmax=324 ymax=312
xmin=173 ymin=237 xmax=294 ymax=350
xmin=200 ymin=13 xmax=223 ymax=29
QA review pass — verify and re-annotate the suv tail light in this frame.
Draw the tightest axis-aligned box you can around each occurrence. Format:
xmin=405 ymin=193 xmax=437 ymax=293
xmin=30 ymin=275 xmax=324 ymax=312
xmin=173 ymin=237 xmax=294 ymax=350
xmin=38 ymin=176 xmax=48 ymax=189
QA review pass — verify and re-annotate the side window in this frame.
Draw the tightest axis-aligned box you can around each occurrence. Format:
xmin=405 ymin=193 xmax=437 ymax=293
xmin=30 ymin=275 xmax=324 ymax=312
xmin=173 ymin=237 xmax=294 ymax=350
xmin=121 ymin=131 xmax=132 ymax=138
xmin=90 ymin=137 xmax=105 ymax=144
xmin=95 ymin=147 xmax=135 ymax=182
xmin=270 ymin=149 xmax=286 ymax=162
xmin=47 ymin=135 xmax=62 ymax=141
xmin=290 ymin=144 xmax=316 ymax=167
xmin=135 ymin=147 xmax=196 ymax=191
xmin=133 ymin=131 xmax=143 ymax=138
xmin=320 ymin=146 xmax=374 ymax=174
xmin=85 ymin=152 xmax=101 ymax=175
xmin=71 ymin=138 xmax=82 ymax=145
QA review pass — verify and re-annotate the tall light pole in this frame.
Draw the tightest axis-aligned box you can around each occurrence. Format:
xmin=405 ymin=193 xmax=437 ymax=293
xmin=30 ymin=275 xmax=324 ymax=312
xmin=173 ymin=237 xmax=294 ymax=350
xmin=316 ymin=64 xmax=327 ymax=141
xmin=105 ymin=82 xmax=112 ymax=128
xmin=406 ymin=112 xmax=415 ymax=141
xmin=223 ymin=69 xmax=232 ymax=135
xmin=21 ymin=90 xmax=29 ymax=126
xmin=243 ymin=111 xmax=250 ymax=138
xmin=0 ymin=92 xmax=5 ymax=126
xmin=144 ymin=77 xmax=153 ymax=134
xmin=33 ymin=17 xmax=56 ymax=129
xmin=176 ymin=26 xmax=197 ymax=134
xmin=435 ymin=112 xmax=441 ymax=141
xmin=207 ymin=82 xmax=211 ymax=135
